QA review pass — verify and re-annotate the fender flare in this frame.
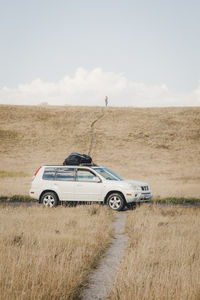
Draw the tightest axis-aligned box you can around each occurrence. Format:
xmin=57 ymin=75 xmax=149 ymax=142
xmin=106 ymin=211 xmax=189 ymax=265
xmin=104 ymin=190 xmax=126 ymax=205
xmin=39 ymin=190 xmax=60 ymax=203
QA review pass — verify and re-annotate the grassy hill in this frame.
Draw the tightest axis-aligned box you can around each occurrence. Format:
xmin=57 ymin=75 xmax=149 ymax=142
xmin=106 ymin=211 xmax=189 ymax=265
xmin=0 ymin=104 xmax=200 ymax=198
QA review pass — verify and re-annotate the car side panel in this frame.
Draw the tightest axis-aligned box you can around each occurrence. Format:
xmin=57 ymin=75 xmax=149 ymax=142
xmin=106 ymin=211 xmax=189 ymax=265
xmin=51 ymin=181 xmax=75 ymax=201
xmin=74 ymin=181 xmax=103 ymax=201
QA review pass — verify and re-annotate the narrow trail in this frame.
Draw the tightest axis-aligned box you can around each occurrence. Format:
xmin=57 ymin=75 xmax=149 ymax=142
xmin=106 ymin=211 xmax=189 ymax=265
xmin=88 ymin=109 xmax=105 ymax=156
xmin=81 ymin=212 xmax=128 ymax=300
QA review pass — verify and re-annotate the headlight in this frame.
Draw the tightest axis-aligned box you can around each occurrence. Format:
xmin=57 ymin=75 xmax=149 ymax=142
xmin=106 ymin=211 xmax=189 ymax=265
xmin=130 ymin=184 xmax=141 ymax=191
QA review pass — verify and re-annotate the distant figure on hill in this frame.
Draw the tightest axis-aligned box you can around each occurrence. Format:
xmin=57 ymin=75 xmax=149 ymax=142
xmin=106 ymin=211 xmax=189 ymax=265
xmin=105 ymin=96 xmax=108 ymax=107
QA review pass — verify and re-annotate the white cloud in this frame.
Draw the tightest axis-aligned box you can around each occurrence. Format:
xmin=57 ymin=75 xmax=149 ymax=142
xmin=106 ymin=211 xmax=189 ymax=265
xmin=0 ymin=67 xmax=200 ymax=107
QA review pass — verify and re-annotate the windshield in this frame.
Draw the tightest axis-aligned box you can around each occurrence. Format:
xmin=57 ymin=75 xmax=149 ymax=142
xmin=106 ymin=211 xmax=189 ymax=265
xmin=93 ymin=167 xmax=123 ymax=181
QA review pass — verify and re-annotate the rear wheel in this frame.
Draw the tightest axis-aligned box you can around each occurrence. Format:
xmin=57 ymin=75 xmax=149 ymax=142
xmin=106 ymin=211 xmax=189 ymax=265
xmin=41 ymin=192 xmax=58 ymax=207
xmin=107 ymin=193 xmax=125 ymax=211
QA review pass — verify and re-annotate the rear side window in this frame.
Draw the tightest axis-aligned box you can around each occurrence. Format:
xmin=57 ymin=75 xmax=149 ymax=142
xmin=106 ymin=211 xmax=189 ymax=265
xmin=42 ymin=168 xmax=56 ymax=180
xmin=55 ymin=168 xmax=75 ymax=181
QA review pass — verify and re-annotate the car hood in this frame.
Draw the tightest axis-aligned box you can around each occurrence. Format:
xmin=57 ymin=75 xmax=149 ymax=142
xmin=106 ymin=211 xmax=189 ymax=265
xmin=103 ymin=179 xmax=149 ymax=187
xmin=124 ymin=179 xmax=149 ymax=186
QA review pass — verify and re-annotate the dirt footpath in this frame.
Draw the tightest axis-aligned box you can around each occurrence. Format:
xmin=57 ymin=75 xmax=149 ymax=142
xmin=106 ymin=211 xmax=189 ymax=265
xmin=81 ymin=212 xmax=127 ymax=300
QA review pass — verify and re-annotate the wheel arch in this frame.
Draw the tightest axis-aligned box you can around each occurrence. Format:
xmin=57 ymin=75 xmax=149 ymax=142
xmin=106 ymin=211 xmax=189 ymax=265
xmin=39 ymin=190 xmax=59 ymax=203
xmin=104 ymin=190 xmax=127 ymax=205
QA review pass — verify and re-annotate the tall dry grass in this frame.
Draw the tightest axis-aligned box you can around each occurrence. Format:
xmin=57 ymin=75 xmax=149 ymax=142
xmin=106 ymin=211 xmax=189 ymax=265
xmin=110 ymin=205 xmax=200 ymax=300
xmin=0 ymin=205 xmax=113 ymax=300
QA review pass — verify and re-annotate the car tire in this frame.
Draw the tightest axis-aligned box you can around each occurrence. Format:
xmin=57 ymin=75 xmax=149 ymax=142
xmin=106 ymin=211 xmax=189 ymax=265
xmin=41 ymin=192 xmax=58 ymax=207
xmin=127 ymin=202 xmax=136 ymax=210
xmin=107 ymin=193 xmax=125 ymax=211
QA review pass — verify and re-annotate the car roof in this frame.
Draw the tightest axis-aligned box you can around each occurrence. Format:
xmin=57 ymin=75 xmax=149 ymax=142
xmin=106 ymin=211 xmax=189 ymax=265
xmin=42 ymin=165 xmax=102 ymax=169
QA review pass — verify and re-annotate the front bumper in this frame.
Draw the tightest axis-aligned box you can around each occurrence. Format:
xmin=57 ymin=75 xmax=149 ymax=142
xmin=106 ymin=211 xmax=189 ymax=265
xmin=125 ymin=191 xmax=152 ymax=203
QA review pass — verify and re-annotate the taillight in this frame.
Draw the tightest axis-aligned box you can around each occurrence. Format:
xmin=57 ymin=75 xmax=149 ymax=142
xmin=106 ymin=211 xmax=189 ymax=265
xmin=32 ymin=166 xmax=42 ymax=181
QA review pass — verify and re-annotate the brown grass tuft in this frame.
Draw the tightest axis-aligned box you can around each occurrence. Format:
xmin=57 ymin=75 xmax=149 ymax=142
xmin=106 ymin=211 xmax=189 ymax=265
xmin=0 ymin=129 xmax=18 ymax=140
xmin=0 ymin=170 xmax=27 ymax=178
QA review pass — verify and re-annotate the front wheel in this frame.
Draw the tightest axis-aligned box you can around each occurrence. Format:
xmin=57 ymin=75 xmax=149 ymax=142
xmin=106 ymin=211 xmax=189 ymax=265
xmin=127 ymin=202 xmax=136 ymax=210
xmin=41 ymin=192 xmax=58 ymax=207
xmin=107 ymin=193 xmax=125 ymax=211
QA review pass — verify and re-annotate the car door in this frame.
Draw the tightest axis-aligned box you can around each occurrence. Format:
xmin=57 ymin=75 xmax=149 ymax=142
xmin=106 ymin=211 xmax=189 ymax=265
xmin=74 ymin=168 xmax=102 ymax=201
xmin=52 ymin=168 xmax=75 ymax=201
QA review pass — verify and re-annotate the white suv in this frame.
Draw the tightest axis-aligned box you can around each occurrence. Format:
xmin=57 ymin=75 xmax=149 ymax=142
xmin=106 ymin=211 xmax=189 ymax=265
xmin=29 ymin=166 xmax=152 ymax=211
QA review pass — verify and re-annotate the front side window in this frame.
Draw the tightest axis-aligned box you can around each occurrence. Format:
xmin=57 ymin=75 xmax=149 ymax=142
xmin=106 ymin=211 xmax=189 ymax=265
xmin=55 ymin=168 xmax=75 ymax=181
xmin=77 ymin=169 xmax=99 ymax=182
xmin=43 ymin=168 xmax=56 ymax=180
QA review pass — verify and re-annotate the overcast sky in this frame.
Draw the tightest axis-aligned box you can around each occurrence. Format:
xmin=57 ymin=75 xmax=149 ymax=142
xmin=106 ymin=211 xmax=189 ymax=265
xmin=0 ymin=0 xmax=200 ymax=106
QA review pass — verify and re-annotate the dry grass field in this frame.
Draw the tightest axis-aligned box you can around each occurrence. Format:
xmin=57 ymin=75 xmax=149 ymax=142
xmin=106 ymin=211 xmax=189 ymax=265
xmin=0 ymin=205 xmax=113 ymax=300
xmin=0 ymin=104 xmax=200 ymax=198
xmin=0 ymin=105 xmax=199 ymax=299
xmin=110 ymin=205 xmax=200 ymax=300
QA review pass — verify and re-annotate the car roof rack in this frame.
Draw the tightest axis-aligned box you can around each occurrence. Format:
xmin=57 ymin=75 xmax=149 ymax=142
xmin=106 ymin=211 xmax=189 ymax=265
xmin=44 ymin=163 xmax=99 ymax=167
xmin=79 ymin=163 xmax=98 ymax=166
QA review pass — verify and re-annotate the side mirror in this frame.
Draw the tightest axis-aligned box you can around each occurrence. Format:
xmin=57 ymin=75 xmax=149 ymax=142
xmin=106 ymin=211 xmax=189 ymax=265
xmin=93 ymin=176 xmax=101 ymax=183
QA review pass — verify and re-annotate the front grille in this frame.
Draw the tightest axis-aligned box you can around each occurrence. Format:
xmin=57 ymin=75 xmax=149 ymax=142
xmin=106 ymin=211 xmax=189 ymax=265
xmin=141 ymin=186 xmax=149 ymax=191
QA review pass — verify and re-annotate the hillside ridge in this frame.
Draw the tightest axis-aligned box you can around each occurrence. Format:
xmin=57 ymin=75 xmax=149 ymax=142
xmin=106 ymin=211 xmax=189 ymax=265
xmin=0 ymin=105 xmax=200 ymax=198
